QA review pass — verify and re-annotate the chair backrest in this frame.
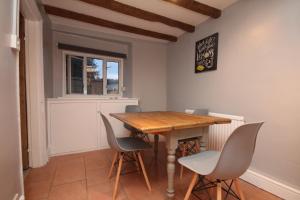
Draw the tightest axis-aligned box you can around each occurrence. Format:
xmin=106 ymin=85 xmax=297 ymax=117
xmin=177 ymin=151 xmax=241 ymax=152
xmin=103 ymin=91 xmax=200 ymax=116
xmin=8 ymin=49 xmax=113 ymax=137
xmin=101 ymin=113 xmax=122 ymax=152
xmin=192 ymin=108 xmax=208 ymax=116
xmin=124 ymin=105 xmax=141 ymax=130
xmin=125 ymin=105 xmax=142 ymax=113
xmin=210 ymin=122 xmax=264 ymax=180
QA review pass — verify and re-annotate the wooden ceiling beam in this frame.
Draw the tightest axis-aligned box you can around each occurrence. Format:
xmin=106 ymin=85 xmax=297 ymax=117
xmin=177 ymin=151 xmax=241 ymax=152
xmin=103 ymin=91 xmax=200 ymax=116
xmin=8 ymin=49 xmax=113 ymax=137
xmin=44 ymin=5 xmax=177 ymax=42
xmin=163 ymin=0 xmax=221 ymax=18
xmin=79 ymin=0 xmax=195 ymax=32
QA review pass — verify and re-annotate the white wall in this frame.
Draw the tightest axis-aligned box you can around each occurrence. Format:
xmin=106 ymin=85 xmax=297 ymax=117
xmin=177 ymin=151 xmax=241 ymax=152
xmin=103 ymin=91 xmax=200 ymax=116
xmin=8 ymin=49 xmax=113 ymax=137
xmin=0 ymin=0 xmax=23 ymax=199
xmin=41 ymin=6 xmax=53 ymax=98
xmin=167 ymin=0 xmax=300 ymax=190
xmin=48 ymin=24 xmax=167 ymax=111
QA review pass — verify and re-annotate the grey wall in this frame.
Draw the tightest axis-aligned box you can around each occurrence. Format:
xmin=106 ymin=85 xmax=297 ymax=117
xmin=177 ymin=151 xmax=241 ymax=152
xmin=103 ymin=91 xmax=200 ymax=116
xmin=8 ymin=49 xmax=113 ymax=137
xmin=49 ymin=24 xmax=167 ymax=111
xmin=167 ymin=0 xmax=300 ymax=189
xmin=0 ymin=0 xmax=23 ymax=199
xmin=131 ymin=41 xmax=167 ymax=111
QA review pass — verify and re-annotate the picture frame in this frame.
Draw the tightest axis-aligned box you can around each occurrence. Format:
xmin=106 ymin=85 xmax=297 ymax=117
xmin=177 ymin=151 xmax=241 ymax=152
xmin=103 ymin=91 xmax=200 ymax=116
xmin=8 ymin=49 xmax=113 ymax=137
xmin=195 ymin=32 xmax=219 ymax=73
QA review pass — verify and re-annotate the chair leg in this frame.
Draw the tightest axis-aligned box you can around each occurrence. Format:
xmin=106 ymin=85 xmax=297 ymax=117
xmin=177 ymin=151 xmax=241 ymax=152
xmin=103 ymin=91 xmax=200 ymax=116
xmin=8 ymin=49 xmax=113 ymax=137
xmin=195 ymin=139 xmax=201 ymax=152
xmin=133 ymin=152 xmax=140 ymax=174
xmin=217 ymin=181 xmax=222 ymax=200
xmin=180 ymin=143 xmax=187 ymax=179
xmin=234 ymin=178 xmax=245 ymax=200
xmin=113 ymin=153 xmax=123 ymax=200
xmin=145 ymin=134 xmax=150 ymax=143
xmin=184 ymin=172 xmax=198 ymax=200
xmin=108 ymin=152 xmax=118 ymax=179
xmin=137 ymin=152 xmax=152 ymax=191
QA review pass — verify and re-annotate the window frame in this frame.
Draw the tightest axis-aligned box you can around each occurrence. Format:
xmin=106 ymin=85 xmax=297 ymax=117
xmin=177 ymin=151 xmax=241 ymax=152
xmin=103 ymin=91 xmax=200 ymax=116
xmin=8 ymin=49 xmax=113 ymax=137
xmin=62 ymin=50 xmax=123 ymax=97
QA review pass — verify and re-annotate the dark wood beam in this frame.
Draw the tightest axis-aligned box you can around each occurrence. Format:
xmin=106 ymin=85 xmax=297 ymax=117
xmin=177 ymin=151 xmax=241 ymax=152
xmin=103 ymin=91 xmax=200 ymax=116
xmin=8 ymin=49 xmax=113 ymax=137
xmin=79 ymin=0 xmax=195 ymax=32
xmin=44 ymin=5 xmax=177 ymax=42
xmin=163 ymin=0 xmax=221 ymax=18
xmin=169 ymin=0 xmax=194 ymax=7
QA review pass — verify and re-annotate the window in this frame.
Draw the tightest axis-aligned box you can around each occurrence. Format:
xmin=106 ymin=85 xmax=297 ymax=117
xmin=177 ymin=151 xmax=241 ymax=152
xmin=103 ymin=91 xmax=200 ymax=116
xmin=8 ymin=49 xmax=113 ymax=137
xmin=64 ymin=51 xmax=123 ymax=96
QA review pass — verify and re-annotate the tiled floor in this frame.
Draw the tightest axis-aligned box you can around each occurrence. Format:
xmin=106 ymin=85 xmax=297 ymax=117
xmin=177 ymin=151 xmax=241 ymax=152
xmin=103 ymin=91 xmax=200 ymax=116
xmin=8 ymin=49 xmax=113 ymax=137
xmin=25 ymin=143 xmax=282 ymax=200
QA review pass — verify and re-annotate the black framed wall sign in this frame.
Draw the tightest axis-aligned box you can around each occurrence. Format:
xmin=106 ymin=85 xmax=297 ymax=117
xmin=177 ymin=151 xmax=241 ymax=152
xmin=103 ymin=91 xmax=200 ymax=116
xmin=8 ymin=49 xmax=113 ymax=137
xmin=195 ymin=32 xmax=219 ymax=73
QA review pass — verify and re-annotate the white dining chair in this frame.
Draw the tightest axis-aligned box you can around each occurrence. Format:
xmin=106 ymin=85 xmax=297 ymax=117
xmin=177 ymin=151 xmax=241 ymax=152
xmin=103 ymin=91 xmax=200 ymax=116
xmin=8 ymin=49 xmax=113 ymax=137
xmin=179 ymin=122 xmax=264 ymax=200
xmin=101 ymin=113 xmax=152 ymax=200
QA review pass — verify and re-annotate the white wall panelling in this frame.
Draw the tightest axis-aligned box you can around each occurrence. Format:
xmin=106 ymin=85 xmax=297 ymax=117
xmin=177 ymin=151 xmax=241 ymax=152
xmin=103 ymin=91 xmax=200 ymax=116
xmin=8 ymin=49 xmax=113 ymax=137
xmin=47 ymin=98 xmax=138 ymax=156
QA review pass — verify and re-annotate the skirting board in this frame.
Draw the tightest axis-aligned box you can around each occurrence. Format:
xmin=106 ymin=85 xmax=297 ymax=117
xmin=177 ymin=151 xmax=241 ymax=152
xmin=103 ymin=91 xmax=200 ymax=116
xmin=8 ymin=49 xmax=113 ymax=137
xmin=48 ymin=146 xmax=107 ymax=157
xmin=240 ymin=169 xmax=300 ymax=200
xmin=12 ymin=194 xmax=24 ymax=200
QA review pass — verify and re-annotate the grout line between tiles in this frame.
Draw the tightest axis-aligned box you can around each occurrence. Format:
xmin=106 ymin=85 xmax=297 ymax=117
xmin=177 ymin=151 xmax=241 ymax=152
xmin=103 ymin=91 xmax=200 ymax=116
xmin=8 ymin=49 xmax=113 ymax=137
xmin=83 ymin=154 xmax=88 ymax=200
xmin=47 ymin=159 xmax=58 ymax=198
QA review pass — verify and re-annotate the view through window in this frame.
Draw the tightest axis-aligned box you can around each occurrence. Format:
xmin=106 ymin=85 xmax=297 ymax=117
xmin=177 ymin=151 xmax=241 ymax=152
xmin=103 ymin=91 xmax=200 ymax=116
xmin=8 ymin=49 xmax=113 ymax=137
xmin=107 ymin=61 xmax=119 ymax=94
xmin=65 ymin=52 xmax=122 ymax=96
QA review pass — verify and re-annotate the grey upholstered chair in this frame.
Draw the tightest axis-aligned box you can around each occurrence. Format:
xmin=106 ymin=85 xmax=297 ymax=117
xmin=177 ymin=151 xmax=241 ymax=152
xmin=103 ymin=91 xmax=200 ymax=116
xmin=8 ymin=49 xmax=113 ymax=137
xmin=101 ymin=114 xmax=152 ymax=200
xmin=191 ymin=108 xmax=209 ymax=116
xmin=178 ymin=122 xmax=264 ymax=200
xmin=125 ymin=105 xmax=142 ymax=113
xmin=179 ymin=108 xmax=209 ymax=179
xmin=124 ymin=105 xmax=150 ymax=142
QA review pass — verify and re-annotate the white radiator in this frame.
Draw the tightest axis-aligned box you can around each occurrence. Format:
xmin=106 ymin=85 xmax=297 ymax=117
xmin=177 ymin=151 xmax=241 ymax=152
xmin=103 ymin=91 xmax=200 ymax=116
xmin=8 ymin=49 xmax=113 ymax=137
xmin=208 ymin=112 xmax=245 ymax=151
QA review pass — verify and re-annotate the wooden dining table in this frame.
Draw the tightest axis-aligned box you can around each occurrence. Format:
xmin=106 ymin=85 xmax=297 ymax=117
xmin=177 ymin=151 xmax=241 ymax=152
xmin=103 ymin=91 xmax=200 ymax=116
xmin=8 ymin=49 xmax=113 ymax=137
xmin=110 ymin=111 xmax=231 ymax=198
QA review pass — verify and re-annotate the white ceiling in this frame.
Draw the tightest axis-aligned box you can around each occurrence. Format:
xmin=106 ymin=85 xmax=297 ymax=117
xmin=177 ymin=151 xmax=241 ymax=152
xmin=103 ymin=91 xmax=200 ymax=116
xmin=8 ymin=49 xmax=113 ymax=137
xmin=42 ymin=0 xmax=239 ymax=42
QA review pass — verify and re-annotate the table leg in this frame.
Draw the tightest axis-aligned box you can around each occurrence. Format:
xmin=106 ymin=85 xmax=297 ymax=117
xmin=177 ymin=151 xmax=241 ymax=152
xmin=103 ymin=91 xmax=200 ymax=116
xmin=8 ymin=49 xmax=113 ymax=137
xmin=166 ymin=147 xmax=176 ymax=198
xmin=164 ymin=127 xmax=208 ymax=199
xmin=154 ymin=134 xmax=159 ymax=160
xmin=201 ymin=127 xmax=209 ymax=151
xmin=165 ymin=134 xmax=177 ymax=198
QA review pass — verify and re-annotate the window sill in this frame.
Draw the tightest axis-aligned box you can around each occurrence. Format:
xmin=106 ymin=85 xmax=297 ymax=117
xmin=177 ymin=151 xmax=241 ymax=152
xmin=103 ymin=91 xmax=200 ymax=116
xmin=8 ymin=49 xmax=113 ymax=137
xmin=61 ymin=95 xmax=122 ymax=99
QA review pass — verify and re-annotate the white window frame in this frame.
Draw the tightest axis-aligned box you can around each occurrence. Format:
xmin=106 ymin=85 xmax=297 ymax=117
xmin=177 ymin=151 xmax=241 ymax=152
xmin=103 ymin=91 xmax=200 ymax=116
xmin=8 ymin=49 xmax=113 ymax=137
xmin=62 ymin=50 xmax=124 ymax=97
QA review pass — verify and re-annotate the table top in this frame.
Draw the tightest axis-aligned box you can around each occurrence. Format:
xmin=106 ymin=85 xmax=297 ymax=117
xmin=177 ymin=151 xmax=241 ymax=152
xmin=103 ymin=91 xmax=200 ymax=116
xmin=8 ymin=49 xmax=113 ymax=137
xmin=110 ymin=111 xmax=231 ymax=134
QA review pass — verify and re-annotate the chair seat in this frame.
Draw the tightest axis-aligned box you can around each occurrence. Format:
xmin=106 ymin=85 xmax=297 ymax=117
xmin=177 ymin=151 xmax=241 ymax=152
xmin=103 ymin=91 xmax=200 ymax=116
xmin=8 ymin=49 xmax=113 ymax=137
xmin=117 ymin=137 xmax=152 ymax=152
xmin=178 ymin=151 xmax=221 ymax=175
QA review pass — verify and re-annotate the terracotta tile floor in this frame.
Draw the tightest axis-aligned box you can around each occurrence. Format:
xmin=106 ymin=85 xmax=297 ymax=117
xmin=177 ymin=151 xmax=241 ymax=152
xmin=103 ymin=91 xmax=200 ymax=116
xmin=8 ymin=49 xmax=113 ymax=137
xmin=25 ymin=143 xmax=282 ymax=200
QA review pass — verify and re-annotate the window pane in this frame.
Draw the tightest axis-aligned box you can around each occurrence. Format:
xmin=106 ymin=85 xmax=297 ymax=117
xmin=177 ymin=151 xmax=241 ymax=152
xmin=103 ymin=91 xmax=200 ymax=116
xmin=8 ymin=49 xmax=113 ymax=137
xmin=107 ymin=61 xmax=119 ymax=94
xmin=66 ymin=55 xmax=84 ymax=94
xmin=87 ymin=58 xmax=103 ymax=95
